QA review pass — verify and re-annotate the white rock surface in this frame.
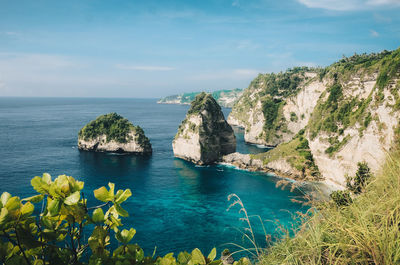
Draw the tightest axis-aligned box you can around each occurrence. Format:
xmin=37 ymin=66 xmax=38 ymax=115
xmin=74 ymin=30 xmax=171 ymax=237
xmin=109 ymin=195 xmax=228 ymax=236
xmin=78 ymin=131 xmax=152 ymax=154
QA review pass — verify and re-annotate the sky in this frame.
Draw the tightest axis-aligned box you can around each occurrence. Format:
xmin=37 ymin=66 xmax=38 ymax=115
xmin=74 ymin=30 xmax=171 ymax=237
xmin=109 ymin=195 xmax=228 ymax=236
xmin=0 ymin=0 xmax=399 ymax=98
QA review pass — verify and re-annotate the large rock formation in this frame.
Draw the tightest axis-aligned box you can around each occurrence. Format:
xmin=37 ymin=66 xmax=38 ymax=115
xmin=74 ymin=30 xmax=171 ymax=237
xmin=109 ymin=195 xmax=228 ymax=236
xmin=228 ymin=68 xmax=325 ymax=146
xmin=78 ymin=113 xmax=152 ymax=154
xmin=172 ymin=92 xmax=236 ymax=164
xmin=226 ymin=48 xmax=400 ymax=188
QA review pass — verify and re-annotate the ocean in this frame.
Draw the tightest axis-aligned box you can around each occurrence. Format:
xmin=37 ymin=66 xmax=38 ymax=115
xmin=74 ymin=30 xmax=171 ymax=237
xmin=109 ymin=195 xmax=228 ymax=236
xmin=0 ymin=97 xmax=307 ymax=257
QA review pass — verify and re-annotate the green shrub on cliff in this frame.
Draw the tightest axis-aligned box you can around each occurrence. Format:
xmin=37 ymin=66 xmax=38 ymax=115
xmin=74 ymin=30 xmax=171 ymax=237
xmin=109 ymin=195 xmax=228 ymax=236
xmin=79 ymin=113 xmax=149 ymax=145
xmin=346 ymin=162 xmax=373 ymax=194
xmin=0 ymin=173 xmax=251 ymax=265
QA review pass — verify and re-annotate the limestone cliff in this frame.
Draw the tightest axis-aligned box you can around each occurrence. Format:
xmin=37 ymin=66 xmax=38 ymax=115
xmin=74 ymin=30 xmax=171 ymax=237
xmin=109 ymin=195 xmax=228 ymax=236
xmin=172 ymin=93 xmax=236 ymax=164
xmin=305 ymin=50 xmax=400 ymax=188
xmin=228 ymin=68 xmax=325 ymax=146
xmin=78 ymin=113 xmax=152 ymax=154
xmin=231 ymin=48 xmax=400 ymax=188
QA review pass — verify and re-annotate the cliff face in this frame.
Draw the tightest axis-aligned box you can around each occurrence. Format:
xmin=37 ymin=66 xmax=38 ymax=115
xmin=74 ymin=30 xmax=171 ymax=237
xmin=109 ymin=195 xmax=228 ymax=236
xmin=228 ymin=69 xmax=325 ymax=146
xmin=78 ymin=113 xmax=152 ymax=154
xmin=305 ymin=51 xmax=400 ymax=187
xmin=228 ymin=48 xmax=400 ymax=187
xmin=172 ymin=93 xmax=236 ymax=164
xmin=158 ymin=88 xmax=243 ymax=108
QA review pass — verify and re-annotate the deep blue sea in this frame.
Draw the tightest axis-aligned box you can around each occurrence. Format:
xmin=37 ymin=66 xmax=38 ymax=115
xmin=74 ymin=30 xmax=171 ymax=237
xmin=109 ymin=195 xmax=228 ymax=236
xmin=0 ymin=97 xmax=307 ymax=257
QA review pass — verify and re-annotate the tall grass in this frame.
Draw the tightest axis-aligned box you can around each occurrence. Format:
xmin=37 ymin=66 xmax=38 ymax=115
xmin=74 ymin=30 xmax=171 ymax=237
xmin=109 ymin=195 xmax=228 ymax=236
xmin=258 ymin=150 xmax=400 ymax=265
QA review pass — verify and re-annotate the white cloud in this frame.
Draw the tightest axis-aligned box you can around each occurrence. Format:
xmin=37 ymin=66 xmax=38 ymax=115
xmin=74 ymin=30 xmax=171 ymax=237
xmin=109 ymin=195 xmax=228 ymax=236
xmin=188 ymin=68 xmax=263 ymax=82
xmin=297 ymin=0 xmax=400 ymax=11
xmin=232 ymin=0 xmax=240 ymax=7
xmin=370 ymin=29 xmax=380 ymax=37
xmin=4 ymin=31 xmax=20 ymax=36
xmin=115 ymin=64 xmax=175 ymax=71
xmin=367 ymin=0 xmax=400 ymax=5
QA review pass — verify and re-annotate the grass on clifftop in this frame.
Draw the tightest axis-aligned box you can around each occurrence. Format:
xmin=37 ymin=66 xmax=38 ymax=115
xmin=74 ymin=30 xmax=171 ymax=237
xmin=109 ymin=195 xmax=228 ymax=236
xmin=79 ymin=112 xmax=149 ymax=144
xmin=258 ymin=149 xmax=400 ymax=265
xmin=251 ymin=130 xmax=321 ymax=180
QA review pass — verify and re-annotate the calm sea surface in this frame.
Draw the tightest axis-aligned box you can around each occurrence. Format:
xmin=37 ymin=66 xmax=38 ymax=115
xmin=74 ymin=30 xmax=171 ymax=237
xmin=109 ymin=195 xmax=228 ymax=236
xmin=0 ymin=97 xmax=307 ymax=257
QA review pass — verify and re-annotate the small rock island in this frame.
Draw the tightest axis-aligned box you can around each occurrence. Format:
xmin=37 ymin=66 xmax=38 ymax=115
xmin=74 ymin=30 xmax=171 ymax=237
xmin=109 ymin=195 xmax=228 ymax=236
xmin=173 ymin=92 xmax=236 ymax=164
xmin=78 ymin=113 xmax=152 ymax=154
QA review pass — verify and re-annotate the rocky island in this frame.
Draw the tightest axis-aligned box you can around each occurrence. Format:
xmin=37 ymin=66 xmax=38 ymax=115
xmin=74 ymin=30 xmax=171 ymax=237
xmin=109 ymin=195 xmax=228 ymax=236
xmin=173 ymin=92 xmax=236 ymax=164
xmin=78 ymin=113 xmax=152 ymax=154
xmin=158 ymin=88 xmax=243 ymax=108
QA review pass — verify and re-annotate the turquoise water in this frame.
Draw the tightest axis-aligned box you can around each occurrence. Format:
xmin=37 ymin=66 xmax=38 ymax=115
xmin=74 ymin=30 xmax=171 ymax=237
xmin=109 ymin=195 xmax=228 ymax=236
xmin=0 ymin=97 xmax=306 ymax=256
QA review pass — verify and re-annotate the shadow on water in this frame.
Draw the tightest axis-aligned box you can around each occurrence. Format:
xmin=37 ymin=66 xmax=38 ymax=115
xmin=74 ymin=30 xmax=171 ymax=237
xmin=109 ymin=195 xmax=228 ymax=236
xmin=173 ymin=158 xmax=230 ymax=196
xmin=78 ymin=150 xmax=152 ymax=182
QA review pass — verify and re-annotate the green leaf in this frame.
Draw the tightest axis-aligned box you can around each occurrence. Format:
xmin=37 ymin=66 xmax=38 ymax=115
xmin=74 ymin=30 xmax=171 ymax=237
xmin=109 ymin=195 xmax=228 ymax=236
xmin=22 ymin=194 xmax=44 ymax=203
xmin=115 ymin=189 xmax=132 ymax=204
xmin=0 ymin=208 xmax=9 ymax=226
xmin=92 ymin=208 xmax=105 ymax=223
xmin=207 ymin=248 xmax=216 ymax=261
xmin=31 ymin=176 xmax=50 ymax=194
xmin=94 ymin=186 xmax=113 ymax=202
xmin=42 ymin=173 xmax=52 ymax=184
xmin=88 ymin=226 xmax=109 ymax=254
xmin=236 ymin=257 xmax=251 ymax=265
xmin=108 ymin=183 xmax=115 ymax=196
xmin=191 ymin=248 xmax=206 ymax=265
xmin=34 ymin=259 xmax=44 ymax=265
xmin=178 ymin=251 xmax=191 ymax=265
xmin=115 ymin=228 xmax=136 ymax=244
xmin=114 ymin=203 xmax=129 ymax=217
xmin=48 ymin=199 xmax=61 ymax=216
xmin=0 ymin=192 xmax=11 ymax=207
xmin=20 ymin=202 xmax=34 ymax=217
xmin=5 ymin=197 xmax=21 ymax=212
xmin=64 ymin=191 xmax=80 ymax=205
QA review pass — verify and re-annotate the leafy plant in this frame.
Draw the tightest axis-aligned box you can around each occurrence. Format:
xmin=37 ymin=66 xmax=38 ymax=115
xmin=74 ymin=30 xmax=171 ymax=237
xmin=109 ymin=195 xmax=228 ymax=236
xmin=330 ymin=190 xmax=353 ymax=207
xmin=0 ymin=174 xmax=250 ymax=265
xmin=346 ymin=162 xmax=373 ymax=194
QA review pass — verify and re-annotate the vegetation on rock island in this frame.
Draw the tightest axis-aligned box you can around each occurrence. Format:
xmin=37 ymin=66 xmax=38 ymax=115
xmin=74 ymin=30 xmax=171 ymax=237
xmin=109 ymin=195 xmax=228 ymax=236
xmin=0 ymin=173 xmax=252 ymax=265
xmin=78 ymin=113 xmax=150 ymax=146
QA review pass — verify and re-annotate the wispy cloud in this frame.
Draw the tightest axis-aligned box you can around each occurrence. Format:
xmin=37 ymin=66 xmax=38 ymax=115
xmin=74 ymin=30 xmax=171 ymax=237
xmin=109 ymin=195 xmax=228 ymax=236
xmin=297 ymin=0 xmax=400 ymax=11
xmin=370 ymin=29 xmax=380 ymax=37
xmin=232 ymin=0 xmax=240 ymax=7
xmin=4 ymin=31 xmax=20 ymax=36
xmin=367 ymin=0 xmax=400 ymax=6
xmin=188 ymin=68 xmax=263 ymax=81
xmin=115 ymin=64 xmax=175 ymax=71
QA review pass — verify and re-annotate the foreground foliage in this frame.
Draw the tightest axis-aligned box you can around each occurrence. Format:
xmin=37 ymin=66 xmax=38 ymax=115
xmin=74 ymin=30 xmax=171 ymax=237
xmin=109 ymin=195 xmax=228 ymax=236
xmin=0 ymin=174 xmax=251 ymax=265
xmin=258 ymin=150 xmax=400 ymax=264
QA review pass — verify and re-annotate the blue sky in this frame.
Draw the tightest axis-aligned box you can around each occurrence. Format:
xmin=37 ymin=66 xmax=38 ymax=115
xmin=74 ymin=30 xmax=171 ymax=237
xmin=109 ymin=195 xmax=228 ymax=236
xmin=0 ymin=0 xmax=399 ymax=98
